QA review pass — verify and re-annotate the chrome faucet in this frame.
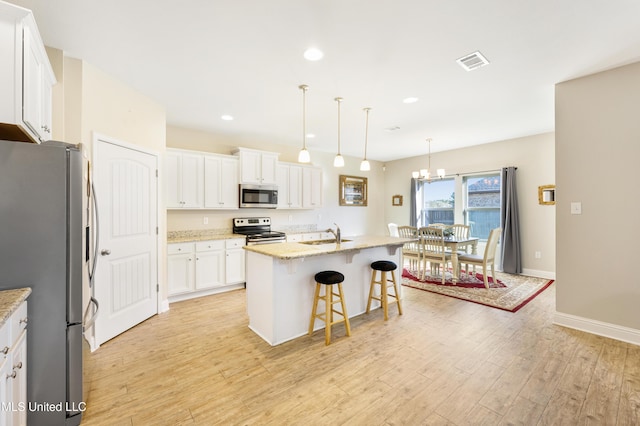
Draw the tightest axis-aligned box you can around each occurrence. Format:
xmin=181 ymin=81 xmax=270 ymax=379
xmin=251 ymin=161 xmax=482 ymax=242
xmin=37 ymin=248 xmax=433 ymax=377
xmin=327 ymin=223 xmax=341 ymax=244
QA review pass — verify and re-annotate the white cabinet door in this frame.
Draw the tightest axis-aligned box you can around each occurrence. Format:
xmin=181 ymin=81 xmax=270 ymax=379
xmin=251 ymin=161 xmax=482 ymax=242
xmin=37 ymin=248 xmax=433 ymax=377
xmin=204 ymin=155 xmax=238 ymax=209
xmin=180 ymin=153 xmax=204 ymax=208
xmin=167 ymin=244 xmax=195 ymax=296
xmin=22 ymin=25 xmax=52 ymax=142
xmin=166 ymin=150 xmax=204 ymax=209
xmin=225 ymin=239 xmax=245 ymax=284
xmin=276 ymin=164 xmax=290 ymax=209
xmin=165 ymin=151 xmax=182 ymax=208
xmin=303 ymin=167 xmax=322 ymax=208
xmin=236 ymin=148 xmax=279 ymax=184
xmin=239 ymin=150 xmax=261 ymax=184
xmin=276 ymin=164 xmax=303 ymax=209
xmin=195 ymin=250 xmax=225 ymax=289
xmin=0 ymin=355 xmax=10 ymax=426
xmin=195 ymin=241 xmax=225 ymax=289
xmin=260 ymin=153 xmax=278 ymax=184
xmin=226 ymin=249 xmax=245 ymax=284
xmin=220 ymin=157 xmax=239 ymax=208
xmin=10 ymin=331 xmax=26 ymax=426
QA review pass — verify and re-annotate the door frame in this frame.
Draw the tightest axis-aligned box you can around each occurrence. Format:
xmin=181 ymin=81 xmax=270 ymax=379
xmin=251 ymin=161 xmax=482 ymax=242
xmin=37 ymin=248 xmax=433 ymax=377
xmin=91 ymin=132 xmax=160 ymax=350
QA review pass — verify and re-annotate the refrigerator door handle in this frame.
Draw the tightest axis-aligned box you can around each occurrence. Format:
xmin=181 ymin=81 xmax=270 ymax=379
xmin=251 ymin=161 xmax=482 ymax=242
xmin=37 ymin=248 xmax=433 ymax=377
xmin=83 ymin=297 xmax=99 ymax=332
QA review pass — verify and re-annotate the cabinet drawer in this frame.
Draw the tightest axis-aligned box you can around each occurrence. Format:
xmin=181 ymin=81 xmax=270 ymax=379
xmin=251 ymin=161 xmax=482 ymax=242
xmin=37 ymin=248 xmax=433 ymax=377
xmin=168 ymin=243 xmax=194 ymax=255
xmin=225 ymin=238 xmax=245 ymax=249
xmin=10 ymin=301 xmax=28 ymax=344
xmin=196 ymin=240 xmax=224 ymax=252
xmin=302 ymin=233 xmax=321 ymax=241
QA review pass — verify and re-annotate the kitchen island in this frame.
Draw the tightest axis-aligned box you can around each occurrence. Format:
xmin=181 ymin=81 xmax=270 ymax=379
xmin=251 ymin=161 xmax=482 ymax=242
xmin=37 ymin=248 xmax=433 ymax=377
xmin=243 ymin=236 xmax=412 ymax=345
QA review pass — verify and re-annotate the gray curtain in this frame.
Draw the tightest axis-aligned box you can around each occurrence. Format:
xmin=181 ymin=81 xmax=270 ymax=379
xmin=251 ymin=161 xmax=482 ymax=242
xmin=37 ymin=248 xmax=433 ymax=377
xmin=501 ymin=167 xmax=522 ymax=273
xmin=410 ymin=178 xmax=417 ymax=227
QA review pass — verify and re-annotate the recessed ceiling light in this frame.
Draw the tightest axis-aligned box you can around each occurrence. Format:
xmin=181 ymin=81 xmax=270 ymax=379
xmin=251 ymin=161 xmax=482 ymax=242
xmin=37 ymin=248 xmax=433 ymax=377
xmin=306 ymin=133 xmax=316 ymax=138
xmin=403 ymin=97 xmax=419 ymax=104
xmin=221 ymin=115 xmax=234 ymax=121
xmin=303 ymin=47 xmax=324 ymax=61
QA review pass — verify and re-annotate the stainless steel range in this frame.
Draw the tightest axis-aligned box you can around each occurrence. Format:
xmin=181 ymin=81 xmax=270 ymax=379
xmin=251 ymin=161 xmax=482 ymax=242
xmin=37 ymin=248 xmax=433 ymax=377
xmin=233 ymin=217 xmax=286 ymax=245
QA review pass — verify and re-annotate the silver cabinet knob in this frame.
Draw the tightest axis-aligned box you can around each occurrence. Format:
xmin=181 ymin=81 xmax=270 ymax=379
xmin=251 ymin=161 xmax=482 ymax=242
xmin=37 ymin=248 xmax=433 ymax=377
xmin=101 ymin=249 xmax=111 ymax=256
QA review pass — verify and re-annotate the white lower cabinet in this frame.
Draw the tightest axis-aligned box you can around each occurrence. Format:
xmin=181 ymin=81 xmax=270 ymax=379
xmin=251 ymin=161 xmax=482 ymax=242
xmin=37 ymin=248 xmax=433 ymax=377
xmin=195 ymin=241 xmax=225 ymax=290
xmin=0 ymin=300 xmax=28 ymax=426
xmin=168 ymin=239 xmax=246 ymax=302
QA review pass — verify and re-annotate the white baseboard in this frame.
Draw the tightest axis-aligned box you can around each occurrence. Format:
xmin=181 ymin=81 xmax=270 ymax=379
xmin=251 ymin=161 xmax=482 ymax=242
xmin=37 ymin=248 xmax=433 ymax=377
xmin=159 ymin=299 xmax=170 ymax=313
xmin=522 ymin=268 xmax=555 ymax=280
xmin=554 ymin=312 xmax=640 ymax=346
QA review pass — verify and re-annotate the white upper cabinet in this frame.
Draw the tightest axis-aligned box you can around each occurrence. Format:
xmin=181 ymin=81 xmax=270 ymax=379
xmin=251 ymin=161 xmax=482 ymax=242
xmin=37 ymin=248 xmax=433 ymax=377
xmin=233 ymin=148 xmax=279 ymax=185
xmin=302 ymin=166 xmax=323 ymax=208
xmin=204 ymin=154 xmax=239 ymax=209
xmin=0 ymin=4 xmax=55 ymax=143
xmin=276 ymin=163 xmax=303 ymax=209
xmin=166 ymin=150 xmax=204 ymax=209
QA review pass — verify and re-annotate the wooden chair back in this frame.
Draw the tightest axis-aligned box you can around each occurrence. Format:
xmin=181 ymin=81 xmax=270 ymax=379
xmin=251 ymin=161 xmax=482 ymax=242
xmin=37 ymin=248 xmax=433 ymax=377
xmin=450 ymin=224 xmax=470 ymax=240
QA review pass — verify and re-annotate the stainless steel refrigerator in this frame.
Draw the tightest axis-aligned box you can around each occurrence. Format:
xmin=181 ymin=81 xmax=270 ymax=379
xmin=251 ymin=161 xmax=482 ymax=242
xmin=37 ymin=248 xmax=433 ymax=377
xmin=0 ymin=140 xmax=84 ymax=425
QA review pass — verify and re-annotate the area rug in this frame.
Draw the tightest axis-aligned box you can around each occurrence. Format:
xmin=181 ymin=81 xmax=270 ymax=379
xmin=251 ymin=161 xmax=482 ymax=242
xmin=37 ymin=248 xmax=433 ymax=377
xmin=401 ymin=268 xmax=554 ymax=312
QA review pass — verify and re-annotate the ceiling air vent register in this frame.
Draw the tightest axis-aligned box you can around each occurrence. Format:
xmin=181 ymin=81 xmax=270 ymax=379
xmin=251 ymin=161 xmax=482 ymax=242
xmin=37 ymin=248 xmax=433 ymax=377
xmin=457 ymin=51 xmax=490 ymax=71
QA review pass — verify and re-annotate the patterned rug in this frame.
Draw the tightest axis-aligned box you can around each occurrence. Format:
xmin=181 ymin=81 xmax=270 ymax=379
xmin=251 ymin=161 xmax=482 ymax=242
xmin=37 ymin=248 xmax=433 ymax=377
xmin=401 ymin=268 xmax=554 ymax=312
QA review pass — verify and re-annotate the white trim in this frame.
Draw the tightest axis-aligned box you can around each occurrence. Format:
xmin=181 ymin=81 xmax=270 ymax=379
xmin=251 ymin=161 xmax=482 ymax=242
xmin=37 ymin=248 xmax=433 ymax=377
xmin=522 ymin=268 xmax=555 ymax=280
xmin=159 ymin=299 xmax=170 ymax=313
xmin=554 ymin=312 xmax=640 ymax=346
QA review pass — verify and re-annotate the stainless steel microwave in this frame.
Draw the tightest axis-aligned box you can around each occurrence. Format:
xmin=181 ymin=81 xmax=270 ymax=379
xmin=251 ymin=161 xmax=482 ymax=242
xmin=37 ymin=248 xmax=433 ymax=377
xmin=239 ymin=184 xmax=278 ymax=208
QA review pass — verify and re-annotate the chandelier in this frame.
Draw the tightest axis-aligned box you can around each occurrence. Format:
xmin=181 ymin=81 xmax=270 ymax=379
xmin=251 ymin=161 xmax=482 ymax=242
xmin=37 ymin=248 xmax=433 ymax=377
xmin=412 ymin=138 xmax=445 ymax=181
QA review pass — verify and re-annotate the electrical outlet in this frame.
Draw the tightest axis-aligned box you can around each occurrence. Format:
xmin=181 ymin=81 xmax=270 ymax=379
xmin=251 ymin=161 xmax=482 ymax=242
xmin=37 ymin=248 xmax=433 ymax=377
xmin=203 ymin=217 xmax=208 ymax=225
xmin=288 ymin=215 xmax=293 ymax=222
xmin=571 ymin=202 xmax=582 ymax=215
xmin=535 ymin=251 xmax=541 ymax=259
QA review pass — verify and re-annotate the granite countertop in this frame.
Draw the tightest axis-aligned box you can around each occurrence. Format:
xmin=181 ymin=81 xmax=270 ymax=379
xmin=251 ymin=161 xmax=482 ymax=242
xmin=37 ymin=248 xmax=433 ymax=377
xmin=243 ymin=236 xmax=413 ymax=260
xmin=168 ymin=230 xmax=246 ymax=243
xmin=0 ymin=288 xmax=31 ymax=327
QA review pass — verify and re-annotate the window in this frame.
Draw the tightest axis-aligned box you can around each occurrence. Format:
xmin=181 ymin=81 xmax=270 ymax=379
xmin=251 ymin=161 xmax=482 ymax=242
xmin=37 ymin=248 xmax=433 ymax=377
xmin=415 ymin=172 xmax=502 ymax=242
xmin=417 ymin=178 xmax=455 ymax=227
xmin=464 ymin=174 xmax=501 ymax=240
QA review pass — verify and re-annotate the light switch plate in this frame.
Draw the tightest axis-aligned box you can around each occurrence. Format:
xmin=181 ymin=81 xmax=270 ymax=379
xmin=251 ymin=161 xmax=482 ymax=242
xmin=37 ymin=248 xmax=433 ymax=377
xmin=570 ymin=202 xmax=582 ymax=215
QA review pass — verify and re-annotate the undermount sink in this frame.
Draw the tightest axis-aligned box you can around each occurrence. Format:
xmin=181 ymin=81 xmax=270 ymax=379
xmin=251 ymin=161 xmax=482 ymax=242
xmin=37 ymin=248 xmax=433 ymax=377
xmin=300 ymin=239 xmax=352 ymax=245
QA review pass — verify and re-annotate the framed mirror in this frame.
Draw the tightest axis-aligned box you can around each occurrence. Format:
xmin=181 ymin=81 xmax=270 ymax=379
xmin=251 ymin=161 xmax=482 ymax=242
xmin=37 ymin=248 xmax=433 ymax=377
xmin=339 ymin=175 xmax=368 ymax=206
xmin=538 ymin=184 xmax=555 ymax=205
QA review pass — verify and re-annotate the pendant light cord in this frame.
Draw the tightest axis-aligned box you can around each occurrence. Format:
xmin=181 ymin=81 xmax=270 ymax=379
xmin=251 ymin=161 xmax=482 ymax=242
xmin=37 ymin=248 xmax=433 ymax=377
xmin=336 ymin=98 xmax=342 ymax=155
xmin=300 ymin=85 xmax=308 ymax=150
xmin=363 ymin=107 xmax=371 ymax=160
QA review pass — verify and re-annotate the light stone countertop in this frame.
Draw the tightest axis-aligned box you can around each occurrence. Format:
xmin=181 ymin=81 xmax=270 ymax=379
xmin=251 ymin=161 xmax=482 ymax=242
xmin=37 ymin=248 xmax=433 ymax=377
xmin=168 ymin=230 xmax=246 ymax=243
xmin=243 ymin=235 xmax=413 ymax=260
xmin=0 ymin=288 xmax=31 ymax=328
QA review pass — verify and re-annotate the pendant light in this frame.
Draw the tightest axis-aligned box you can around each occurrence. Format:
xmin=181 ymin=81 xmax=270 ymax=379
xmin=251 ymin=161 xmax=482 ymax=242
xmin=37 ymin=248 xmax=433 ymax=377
xmin=298 ymin=84 xmax=311 ymax=163
xmin=333 ymin=97 xmax=345 ymax=167
xmin=412 ymin=138 xmax=445 ymax=181
xmin=360 ymin=107 xmax=371 ymax=171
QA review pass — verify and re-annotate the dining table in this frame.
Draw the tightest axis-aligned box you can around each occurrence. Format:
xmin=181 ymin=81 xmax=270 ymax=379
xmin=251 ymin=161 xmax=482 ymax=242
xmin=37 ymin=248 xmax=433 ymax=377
xmin=443 ymin=236 xmax=479 ymax=283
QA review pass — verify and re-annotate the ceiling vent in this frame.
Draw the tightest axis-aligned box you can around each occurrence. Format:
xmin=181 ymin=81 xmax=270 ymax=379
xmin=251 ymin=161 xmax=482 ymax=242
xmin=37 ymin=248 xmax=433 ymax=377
xmin=456 ymin=51 xmax=490 ymax=71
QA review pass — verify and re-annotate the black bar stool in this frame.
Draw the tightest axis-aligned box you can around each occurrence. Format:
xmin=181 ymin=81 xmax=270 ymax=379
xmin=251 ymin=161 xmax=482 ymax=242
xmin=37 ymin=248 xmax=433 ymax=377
xmin=366 ymin=260 xmax=403 ymax=320
xmin=309 ymin=271 xmax=351 ymax=345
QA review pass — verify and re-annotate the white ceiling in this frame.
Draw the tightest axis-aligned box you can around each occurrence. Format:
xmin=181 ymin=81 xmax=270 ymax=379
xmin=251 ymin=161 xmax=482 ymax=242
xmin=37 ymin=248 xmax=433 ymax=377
xmin=8 ymin=0 xmax=640 ymax=161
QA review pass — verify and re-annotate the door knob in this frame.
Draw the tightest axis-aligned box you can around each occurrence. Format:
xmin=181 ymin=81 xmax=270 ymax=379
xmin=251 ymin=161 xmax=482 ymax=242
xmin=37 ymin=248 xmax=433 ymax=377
xmin=101 ymin=249 xmax=111 ymax=256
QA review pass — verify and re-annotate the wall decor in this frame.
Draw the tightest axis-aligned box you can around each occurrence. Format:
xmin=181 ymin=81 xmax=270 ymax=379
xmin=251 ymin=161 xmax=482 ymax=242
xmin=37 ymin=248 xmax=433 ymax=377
xmin=392 ymin=195 xmax=403 ymax=206
xmin=339 ymin=175 xmax=368 ymax=206
xmin=538 ymin=184 xmax=555 ymax=205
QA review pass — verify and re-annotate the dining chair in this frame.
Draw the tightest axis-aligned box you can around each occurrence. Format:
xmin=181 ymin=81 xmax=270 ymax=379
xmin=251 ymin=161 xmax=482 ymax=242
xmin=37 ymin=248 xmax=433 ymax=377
xmin=450 ymin=224 xmax=470 ymax=240
xmin=457 ymin=227 xmax=502 ymax=288
xmin=387 ymin=223 xmax=399 ymax=237
xmin=418 ymin=226 xmax=452 ymax=284
xmin=398 ymin=226 xmax=419 ymax=272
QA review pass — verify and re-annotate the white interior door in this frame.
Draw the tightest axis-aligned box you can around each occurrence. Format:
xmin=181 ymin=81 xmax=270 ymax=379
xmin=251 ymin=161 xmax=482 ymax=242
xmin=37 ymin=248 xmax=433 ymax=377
xmin=94 ymin=136 xmax=158 ymax=345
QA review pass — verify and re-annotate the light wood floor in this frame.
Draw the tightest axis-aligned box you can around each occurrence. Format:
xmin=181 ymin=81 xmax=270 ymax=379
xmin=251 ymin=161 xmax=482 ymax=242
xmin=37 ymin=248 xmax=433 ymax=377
xmin=81 ymin=282 xmax=640 ymax=425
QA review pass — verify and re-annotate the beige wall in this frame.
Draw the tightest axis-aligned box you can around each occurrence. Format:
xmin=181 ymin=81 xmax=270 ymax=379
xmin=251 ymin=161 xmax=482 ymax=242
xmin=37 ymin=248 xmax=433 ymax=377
xmin=166 ymin=125 xmax=386 ymax=237
xmin=556 ymin=61 xmax=640 ymax=335
xmin=50 ymin=52 xmax=168 ymax=341
xmin=383 ymin=133 xmax=556 ymax=277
